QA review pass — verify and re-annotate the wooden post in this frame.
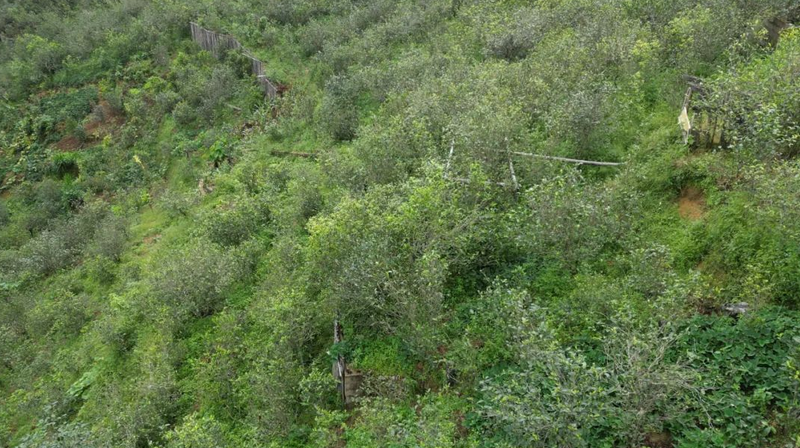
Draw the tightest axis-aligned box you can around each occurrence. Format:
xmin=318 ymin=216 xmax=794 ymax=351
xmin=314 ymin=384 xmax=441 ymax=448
xmin=333 ymin=316 xmax=346 ymax=405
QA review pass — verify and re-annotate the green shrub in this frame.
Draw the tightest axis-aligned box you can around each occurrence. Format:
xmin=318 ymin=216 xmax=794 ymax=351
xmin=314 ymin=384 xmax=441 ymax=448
xmin=263 ymin=0 xmax=330 ymax=25
xmin=26 ymin=289 xmax=92 ymax=339
xmin=17 ymin=202 xmax=108 ymax=276
xmin=672 ymin=309 xmax=800 ymax=447
xmin=344 ymin=394 xmax=467 ymax=447
xmin=82 ymin=255 xmax=117 ymax=286
xmin=157 ymin=189 xmax=197 ymax=219
xmin=104 ymin=87 xmax=124 ymax=113
xmin=0 ymin=222 xmax=28 ymax=251
xmin=238 ymin=339 xmax=304 ymax=443
xmin=21 ymin=179 xmax=69 ymax=233
xmin=88 ymin=213 xmax=128 ymax=261
xmin=148 ymin=240 xmax=243 ymax=320
xmin=86 ymin=332 xmax=180 ymax=447
xmin=174 ymin=64 xmax=242 ymax=125
xmin=317 ymin=75 xmax=361 ymax=141
xmin=19 ymin=227 xmax=80 ymax=275
xmin=37 ymin=85 xmax=99 ymax=127
xmin=201 ymin=196 xmax=269 ymax=247
xmin=3 ymin=34 xmax=64 ymax=99
xmin=0 ymin=202 xmax=9 ymax=226
xmin=478 ymin=345 xmax=612 ymax=448
xmin=164 ymin=413 xmax=231 ymax=448
xmin=479 ymin=324 xmax=702 ymax=448
xmin=271 ymin=167 xmax=324 ymax=230
xmin=701 ymin=28 xmax=800 ymax=158
xmin=451 ymin=283 xmax=531 ymax=381
xmin=516 ymin=172 xmax=638 ymax=271
xmin=484 ymin=8 xmax=544 ymax=61
xmin=304 ymin=181 xmax=469 ymax=354
xmin=16 ymin=420 xmax=93 ymax=448
xmin=299 ymin=19 xmax=345 ymax=57
xmin=172 ymin=100 xmax=195 ymax=127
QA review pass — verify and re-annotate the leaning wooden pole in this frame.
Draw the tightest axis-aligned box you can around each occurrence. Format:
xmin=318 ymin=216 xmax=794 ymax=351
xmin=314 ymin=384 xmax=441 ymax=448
xmin=510 ymin=151 xmax=625 ymax=166
xmin=505 ymin=138 xmax=519 ymax=191
xmin=443 ymin=139 xmax=455 ymax=177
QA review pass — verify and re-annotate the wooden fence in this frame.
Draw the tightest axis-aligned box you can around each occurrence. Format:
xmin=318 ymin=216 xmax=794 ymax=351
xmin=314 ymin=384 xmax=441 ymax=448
xmin=190 ymin=22 xmax=278 ymax=99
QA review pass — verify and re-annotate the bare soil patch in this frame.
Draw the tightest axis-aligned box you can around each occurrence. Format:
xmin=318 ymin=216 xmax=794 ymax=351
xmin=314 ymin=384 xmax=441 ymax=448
xmin=53 ymin=100 xmax=124 ymax=152
xmin=54 ymin=134 xmax=84 ymax=151
xmin=84 ymin=100 xmax=124 ymax=138
xmin=143 ymin=233 xmax=162 ymax=245
xmin=678 ymin=186 xmax=706 ymax=220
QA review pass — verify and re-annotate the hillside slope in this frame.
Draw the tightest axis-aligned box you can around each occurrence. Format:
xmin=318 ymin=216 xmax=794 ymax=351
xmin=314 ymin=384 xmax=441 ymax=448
xmin=1 ymin=1 xmax=799 ymax=447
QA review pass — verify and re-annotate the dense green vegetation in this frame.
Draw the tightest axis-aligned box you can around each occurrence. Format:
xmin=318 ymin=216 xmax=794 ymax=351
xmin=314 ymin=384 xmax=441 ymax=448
xmin=1 ymin=0 xmax=799 ymax=446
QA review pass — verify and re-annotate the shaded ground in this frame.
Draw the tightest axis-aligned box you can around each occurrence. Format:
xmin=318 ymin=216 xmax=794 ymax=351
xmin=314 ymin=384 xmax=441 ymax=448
xmin=644 ymin=431 xmax=674 ymax=448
